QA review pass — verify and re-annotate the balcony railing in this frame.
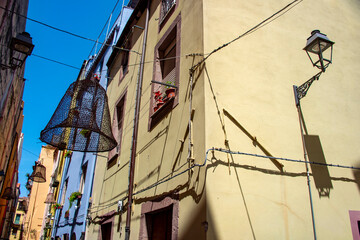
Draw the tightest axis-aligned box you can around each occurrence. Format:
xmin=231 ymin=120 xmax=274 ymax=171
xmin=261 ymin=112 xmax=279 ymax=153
xmin=160 ymin=0 xmax=176 ymax=23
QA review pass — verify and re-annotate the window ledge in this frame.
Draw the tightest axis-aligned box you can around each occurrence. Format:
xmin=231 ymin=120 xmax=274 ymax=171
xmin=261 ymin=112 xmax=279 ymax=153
xmin=150 ymin=97 xmax=175 ymax=128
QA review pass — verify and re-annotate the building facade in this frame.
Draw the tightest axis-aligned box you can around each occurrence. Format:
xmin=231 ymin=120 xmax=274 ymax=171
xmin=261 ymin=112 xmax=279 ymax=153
xmin=86 ymin=0 xmax=360 ymax=239
xmin=9 ymin=196 xmax=28 ymax=240
xmin=50 ymin=6 xmax=133 ymax=240
xmin=0 ymin=0 xmax=31 ymax=238
xmin=87 ymin=0 xmax=205 ymax=239
xmin=23 ymin=145 xmax=56 ymax=240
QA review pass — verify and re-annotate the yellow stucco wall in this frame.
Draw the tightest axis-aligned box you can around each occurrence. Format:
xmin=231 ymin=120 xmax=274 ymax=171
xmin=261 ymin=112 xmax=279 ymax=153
xmin=203 ymin=0 xmax=360 ymax=239
xmin=88 ymin=0 xmax=206 ymax=239
xmin=9 ymin=198 xmax=27 ymax=240
xmin=24 ymin=146 xmax=56 ymax=240
xmin=88 ymin=0 xmax=360 ymax=239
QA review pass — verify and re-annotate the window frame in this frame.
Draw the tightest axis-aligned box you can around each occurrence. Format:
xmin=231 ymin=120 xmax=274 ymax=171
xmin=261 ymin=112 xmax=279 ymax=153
xmin=349 ymin=210 xmax=360 ymax=240
xmin=61 ymin=179 xmax=68 ymax=206
xmin=159 ymin=0 xmax=178 ymax=31
xmin=118 ymin=40 xmax=131 ymax=85
xmin=149 ymin=14 xmax=181 ymax=130
xmin=97 ymin=210 xmax=116 ymax=240
xmin=139 ymin=196 xmax=179 ymax=240
xmin=108 ymin=89 xmax=127 ymax=164
xmin=79 ymin=163 xmax=88 ymax=194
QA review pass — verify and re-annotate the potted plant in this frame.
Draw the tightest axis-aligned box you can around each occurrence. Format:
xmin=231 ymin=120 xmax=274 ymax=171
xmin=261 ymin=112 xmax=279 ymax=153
xmin=64 ymin=210 xmax=70 ymax=218
xmin=64 ymin=150 xmax=72 ymax=158
xmin=52 ymin=203 xmax=63 ymax=210
xmin=165 ymin=81 xmax=176 ymax=98
xmin=68 ymin=191 xmax=82 ymax=209
xmin=153 ymin=91 xmax=165 ymax=112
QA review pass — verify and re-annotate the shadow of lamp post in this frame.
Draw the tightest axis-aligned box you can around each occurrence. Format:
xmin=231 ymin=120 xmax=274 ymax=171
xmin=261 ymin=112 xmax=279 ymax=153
xmin=293 ymin=30 xmax=334 ymax=240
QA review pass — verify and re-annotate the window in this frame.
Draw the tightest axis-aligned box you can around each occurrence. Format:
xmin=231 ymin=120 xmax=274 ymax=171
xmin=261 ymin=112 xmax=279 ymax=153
xmin=71 ymin=233 xmax=76 ymax=240
xmin=139 ymin=197 xmax=179 ymax=240
xmin=150 ymin=15 xmax=181 ymax=129
xmin=146 ymin=206 xmax=173 ymax=240
xmin=349 ymin=211 xmax=360 ymax=239
xmin=14 ymin=214 xmax=20 ymax=224
xmin=101 ymin=222 xmax=112 ymax=240
xmin=12 ymin=228 xmax=18 ymax=237
xmin=120 ymin=50 xmax=129 ymax=79
xmin=108 ymin=91 xmax=127 ymax=163
xmin=118 ymin=42 xmax=131 ymax=84
xmin=61 ymin=179 xmax=68 ymax=205
xmin=79 ymin=164 xmax=87 ymax=194
xmin=159 ymin=0 xmax=177 ymax=28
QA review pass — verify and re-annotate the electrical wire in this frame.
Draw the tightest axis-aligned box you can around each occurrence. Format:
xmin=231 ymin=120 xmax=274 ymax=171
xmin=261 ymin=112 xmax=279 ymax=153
xmin=0 ymin=6 xmax=99 ymax=43
xmin=0 ymin=5 xmax=138 ymax=55
xmin=213 ymin=148 xmax=360 ymax=170
xmin=87 ymin=0 xmax=123 ymax=57
xmin=2 ymin=0 xmax=302 ymax=75
xmin=87 ymin=146 xmax=360 ymax=215
xmin=22 ymin=148 xmax=39 ymax=158
xmin=32 ymin=54 xmax=81 ymax=70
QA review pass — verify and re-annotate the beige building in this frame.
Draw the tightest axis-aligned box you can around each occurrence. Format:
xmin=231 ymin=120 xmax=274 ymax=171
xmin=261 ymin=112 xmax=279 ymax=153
xmin=24 ymin=145 xmax=57 ymax=240
xmin=9 ymin=197 xmax=28 ymax=240
xmin=86 ymin=0 xmax=360 ymax=239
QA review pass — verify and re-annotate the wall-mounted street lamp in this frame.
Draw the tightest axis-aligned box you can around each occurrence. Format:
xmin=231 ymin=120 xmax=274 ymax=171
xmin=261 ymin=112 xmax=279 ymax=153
xmin=304 ymin=30 xmax=334 ymax=73
xmin=1 ymin=32 xmax=34 ymax=70
xmin=295 ymin=30 xmax=335 ymax=105
xmin=293 ymin=30 xmax=334 ymax=240
xmin=1 ymin=187 xmax=15 ymax=200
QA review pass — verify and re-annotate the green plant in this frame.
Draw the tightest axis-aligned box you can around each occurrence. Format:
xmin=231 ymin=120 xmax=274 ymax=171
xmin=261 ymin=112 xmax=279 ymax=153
xmin=165 ymin=81 xmax=175 ymax=89
xmin=52 ymin=203 xmax=62 ymax=210
xmin=80 ymin=129 xmax=90 ymax=137
xmin=68 ymin=191 xmax=82 ymax=209
xmin=64 ymin=150 xmax=72 ymax=158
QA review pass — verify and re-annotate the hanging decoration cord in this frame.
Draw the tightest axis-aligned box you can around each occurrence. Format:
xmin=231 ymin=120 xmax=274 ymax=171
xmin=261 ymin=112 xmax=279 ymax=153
xmin=191 ymin=0 xmax=302 ymax=72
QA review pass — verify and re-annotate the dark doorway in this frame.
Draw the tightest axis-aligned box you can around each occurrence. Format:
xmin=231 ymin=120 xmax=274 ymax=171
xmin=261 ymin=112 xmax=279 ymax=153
xmin=146 ymin=205 xmax=173 ymax=240
xmin=101 ymin=222 xmax=112 ymax=240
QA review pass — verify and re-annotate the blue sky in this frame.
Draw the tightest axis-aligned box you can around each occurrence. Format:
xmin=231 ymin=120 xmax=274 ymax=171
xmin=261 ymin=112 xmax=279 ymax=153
xmin=20 ymin=0 xmax=129 ymax=196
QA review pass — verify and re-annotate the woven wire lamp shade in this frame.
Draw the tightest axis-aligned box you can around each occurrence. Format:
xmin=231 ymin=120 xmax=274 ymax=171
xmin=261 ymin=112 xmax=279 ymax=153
xmin=40 ymin=79 xmax=117 ymax=152
xmin=44 ymin=192 xmax=56 ymax=203
xmin=30 ymin=163 xmax=46 ymax=183
xmin=1 ymin=187 xmax=15 ymax=200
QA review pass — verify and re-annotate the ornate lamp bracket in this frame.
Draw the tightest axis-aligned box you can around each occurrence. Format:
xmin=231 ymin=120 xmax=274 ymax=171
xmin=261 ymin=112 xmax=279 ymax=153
xmin=295 ymin=71 xmax=322 ymax=102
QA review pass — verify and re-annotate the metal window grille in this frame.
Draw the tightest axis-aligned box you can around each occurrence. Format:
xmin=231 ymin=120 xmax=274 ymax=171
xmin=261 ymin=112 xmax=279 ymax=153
xmin=160 ymin=0 xmax=176 ymax=23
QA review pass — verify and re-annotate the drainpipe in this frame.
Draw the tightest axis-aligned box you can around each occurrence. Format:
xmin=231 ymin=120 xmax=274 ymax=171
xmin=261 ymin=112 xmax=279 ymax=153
xmin=125 ymin=1 xmax=150 ymax=239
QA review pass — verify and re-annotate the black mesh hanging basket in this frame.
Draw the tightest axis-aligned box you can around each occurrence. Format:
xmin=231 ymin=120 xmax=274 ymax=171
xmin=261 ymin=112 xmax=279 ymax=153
xmin=44 ymin=192 xmax=56 ymax=203
xmin=40 ymin=79 xmax=117 ymax=152
xmin=30 ymin=162 xmax=46 ymax=183
xmin=1 ymin=187 xmax=15 ymax=200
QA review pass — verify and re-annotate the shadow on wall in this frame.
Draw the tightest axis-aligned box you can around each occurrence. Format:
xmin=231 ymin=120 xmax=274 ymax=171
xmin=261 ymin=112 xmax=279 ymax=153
xmin=352 ymin=163 xmax=360 ymax=192
xmin=304 ymin=134 xmax=333 ymax=197
xmin=224 ymin=108 xmax=334 ymax=198
xmin=204 ymin=61 xmax=351 ymax=200
xmin=179 ymin=198 xmax=216 ymax=240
